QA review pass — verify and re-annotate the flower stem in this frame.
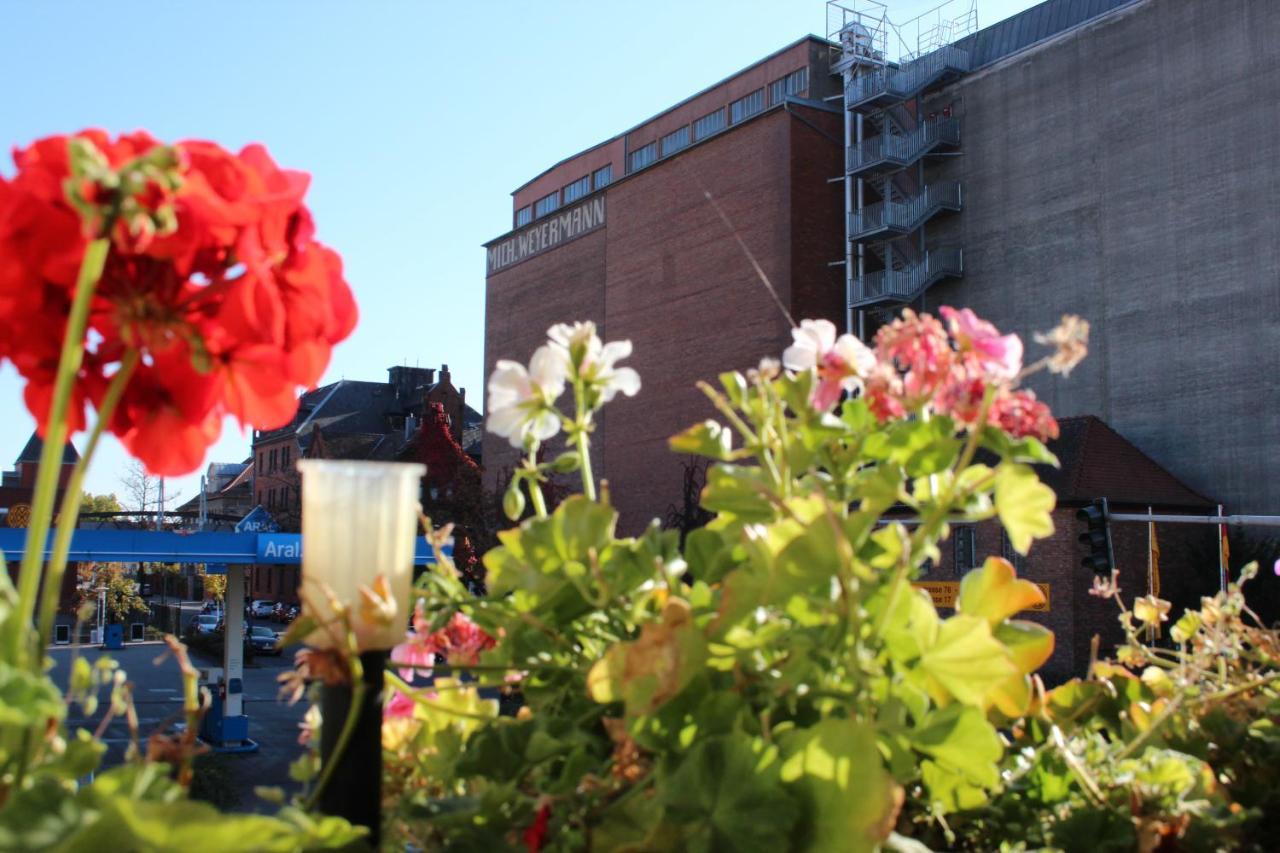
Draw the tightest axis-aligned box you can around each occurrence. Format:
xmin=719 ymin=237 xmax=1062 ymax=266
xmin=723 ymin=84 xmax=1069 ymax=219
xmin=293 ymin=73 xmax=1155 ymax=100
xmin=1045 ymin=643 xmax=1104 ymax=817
xmin=573 ymin=377 xmax=597 ymax=501
xmin=35 ymin=350 xmax=140 ymax=653
xmin=6 ymin=237 xmax=110 ymax=669
xmin=524 ymin=448 xmax=549 ymax=518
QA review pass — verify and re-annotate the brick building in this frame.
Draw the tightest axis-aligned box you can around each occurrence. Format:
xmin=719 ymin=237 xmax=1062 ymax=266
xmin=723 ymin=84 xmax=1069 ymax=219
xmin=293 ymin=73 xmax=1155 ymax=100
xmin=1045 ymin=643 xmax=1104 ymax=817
xmin=247 ymin=364 xmax=481 ymax=604
xmin=915 ymin=416 xmax=1215 ymax=683
xmin=482 ymin=0 xmax=1277 ymax=678
xmin=484 ymin=36 xmax=846 ymax=528
xmin=1 ymin=434 xmax=81 ymax=629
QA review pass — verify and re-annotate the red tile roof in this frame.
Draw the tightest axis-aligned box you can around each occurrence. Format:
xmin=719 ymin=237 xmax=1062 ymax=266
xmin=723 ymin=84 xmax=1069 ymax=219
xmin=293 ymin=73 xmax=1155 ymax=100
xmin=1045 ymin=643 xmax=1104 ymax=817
xmin=1037 ymin=416 xmax=1215 ymax=509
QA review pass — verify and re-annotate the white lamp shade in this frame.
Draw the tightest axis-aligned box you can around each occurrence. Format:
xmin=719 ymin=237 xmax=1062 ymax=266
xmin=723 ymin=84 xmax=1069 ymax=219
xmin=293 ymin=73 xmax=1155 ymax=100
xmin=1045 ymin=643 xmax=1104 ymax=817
xmin=297 ymin=460 xmax=426 ymax=651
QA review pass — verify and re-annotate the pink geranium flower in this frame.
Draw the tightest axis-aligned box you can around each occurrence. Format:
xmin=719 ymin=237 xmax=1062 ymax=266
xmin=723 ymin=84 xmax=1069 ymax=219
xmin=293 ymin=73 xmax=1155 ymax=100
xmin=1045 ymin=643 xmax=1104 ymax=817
xmin=940 ymin=306 xmax=1023 ymax=381
xmin=391 ymin=635 xmax=440 ymax=683
xmin=782 ymin=319 xmax=876 ymax=411
xmin=384 ymin=688 xmax=416 ymax=720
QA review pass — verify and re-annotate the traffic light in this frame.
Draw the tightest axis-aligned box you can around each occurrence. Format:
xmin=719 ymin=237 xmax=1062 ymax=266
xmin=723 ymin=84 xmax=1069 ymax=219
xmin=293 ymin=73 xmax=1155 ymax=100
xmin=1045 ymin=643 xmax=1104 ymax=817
xmin=1077 ymin=497 xmax=1114 ymax=575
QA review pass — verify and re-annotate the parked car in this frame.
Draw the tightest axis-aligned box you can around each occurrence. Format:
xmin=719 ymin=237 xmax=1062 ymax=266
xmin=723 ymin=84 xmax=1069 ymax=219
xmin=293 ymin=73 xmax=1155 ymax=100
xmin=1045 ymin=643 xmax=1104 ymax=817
xmin=249 ymin=600 xmax=276 ymax=619
xmin=248 ymin=625 xmax=281 ymax=656
xmin=271 ymin=603 xmax=298 ymax=623
xmin=193 ymin=614 xmax=219 ymax=635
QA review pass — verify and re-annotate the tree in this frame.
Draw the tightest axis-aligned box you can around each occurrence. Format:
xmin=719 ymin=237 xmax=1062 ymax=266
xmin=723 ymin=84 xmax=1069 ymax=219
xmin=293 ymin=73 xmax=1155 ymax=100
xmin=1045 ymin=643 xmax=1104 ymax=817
xmin=119 ymin=459 xmax=182 ymax=524
xmin=77 ymin=563 xmax=147 ymax=625
xmin=80 ymin=492 xmax=123 ymax=514
xmin=201 ymin=568 xmax=226 ymax=602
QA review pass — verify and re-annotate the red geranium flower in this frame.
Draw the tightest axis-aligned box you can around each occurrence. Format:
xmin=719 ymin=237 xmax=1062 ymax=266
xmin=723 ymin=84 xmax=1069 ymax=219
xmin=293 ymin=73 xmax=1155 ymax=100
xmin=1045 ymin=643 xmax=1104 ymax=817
xmin=0 ymin=130 xmax=358 ymax=476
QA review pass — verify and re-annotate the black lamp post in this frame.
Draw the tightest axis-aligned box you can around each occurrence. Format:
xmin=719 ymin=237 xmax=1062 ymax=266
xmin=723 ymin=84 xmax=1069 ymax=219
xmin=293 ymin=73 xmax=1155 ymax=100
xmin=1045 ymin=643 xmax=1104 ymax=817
xmin=297 ymin=460 xmax=426 ymax=846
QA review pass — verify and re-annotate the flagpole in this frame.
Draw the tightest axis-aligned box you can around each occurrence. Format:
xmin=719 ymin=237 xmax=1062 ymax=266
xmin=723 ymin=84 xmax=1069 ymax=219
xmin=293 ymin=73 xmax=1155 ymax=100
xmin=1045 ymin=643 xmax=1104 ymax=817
xmin=1147 ymin=507 xmax=1156 ymax=641
xmin=1217 ymin=503 xmax=1226 ymax=592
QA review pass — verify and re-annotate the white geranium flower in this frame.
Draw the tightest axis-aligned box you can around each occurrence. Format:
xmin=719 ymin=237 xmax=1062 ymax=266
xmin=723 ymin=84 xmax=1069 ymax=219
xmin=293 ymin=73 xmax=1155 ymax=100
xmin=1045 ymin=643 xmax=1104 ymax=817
xmin=547 ymin=320 xmax=640 ymax=404
xmin=589 ymin=339 xmax=641 ymax=402
xmin=548 ymin=321 xmax=602 ymax=366
xmin=782 ymin=318 xmax=876 ymax=411
xmin=486 ymin=344 xmax=567 ymax=448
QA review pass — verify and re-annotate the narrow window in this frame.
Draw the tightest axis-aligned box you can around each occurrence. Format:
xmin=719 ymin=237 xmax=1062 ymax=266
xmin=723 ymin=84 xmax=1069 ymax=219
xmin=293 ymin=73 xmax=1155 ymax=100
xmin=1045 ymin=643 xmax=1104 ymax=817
xmin=562 ymin=175 xmax=591 ymax=204
xmin=514 ymin=205 xmax=532 ymax=227
xmin=1001 ymin=528 xmax=1027 ymax=572
xmin=534 ymin=191 xmax=560 ymax=218
xmin=954 ymin=526 xmax=977 ymax=574
xmin=693 ymin=108 xmax=727 ymax=140
xmin=628 ymin=142 xmax=657 ymax=173
xmin=769 ymin=67 xmax=810 ymax=104
xmin=729 ymin=89 xmax=765 ymax=124
xmin=660 ymin=126 xmax=690 ymax=157
xmin=592 ymin=164 xmax=612 ymax=190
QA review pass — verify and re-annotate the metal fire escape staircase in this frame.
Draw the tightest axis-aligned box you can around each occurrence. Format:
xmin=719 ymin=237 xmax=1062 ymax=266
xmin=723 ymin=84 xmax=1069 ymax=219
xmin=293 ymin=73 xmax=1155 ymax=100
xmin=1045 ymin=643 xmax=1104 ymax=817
xmin=830 ymin=1 xmax=976 ymax=318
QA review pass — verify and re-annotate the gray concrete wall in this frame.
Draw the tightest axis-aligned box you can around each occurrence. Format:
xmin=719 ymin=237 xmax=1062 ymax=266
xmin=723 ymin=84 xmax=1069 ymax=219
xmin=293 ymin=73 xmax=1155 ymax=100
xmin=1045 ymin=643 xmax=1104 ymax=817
xmin=924 ymin=0 xmax=1280 ymax=514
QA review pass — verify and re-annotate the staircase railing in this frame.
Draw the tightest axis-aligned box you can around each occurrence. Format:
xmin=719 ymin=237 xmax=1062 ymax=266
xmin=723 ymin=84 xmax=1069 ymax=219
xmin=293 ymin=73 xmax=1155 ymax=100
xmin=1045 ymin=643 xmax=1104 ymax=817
xmin=849 ymin=180 xmax=962 ymax=240
xmin=848 ymin=247 xmax=964 ymax=307
xmin=847 ymin=117 xmax=960 ymax=175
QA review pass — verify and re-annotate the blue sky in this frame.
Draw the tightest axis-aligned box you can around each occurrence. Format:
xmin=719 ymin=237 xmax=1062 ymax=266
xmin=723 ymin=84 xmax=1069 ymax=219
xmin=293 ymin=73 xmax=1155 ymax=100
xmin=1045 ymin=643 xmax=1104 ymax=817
xmin=0 ymin=0 xmax=1038 ymax=506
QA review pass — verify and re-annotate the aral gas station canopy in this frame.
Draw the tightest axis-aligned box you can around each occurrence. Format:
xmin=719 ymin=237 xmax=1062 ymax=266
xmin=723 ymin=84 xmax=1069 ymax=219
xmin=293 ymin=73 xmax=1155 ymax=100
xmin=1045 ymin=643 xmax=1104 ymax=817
xmin=0 ymin=529 xmax=447 ymax=568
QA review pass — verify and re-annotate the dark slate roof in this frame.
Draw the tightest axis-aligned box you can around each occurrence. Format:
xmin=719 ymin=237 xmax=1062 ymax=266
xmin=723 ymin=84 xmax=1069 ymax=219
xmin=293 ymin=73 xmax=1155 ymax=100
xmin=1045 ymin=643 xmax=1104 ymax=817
xmin=1036 ymin=416 xmax=1215 ymax=510
xmin=255 ymin=380 xmax=401 ymax=444
xmin=954 ymin=0 xmax=1140 ymax=70
xmin=309 ymin=431 xmax=395 ymax=462
xmin=208 ymin=462 xmax=247 ymax=480
xmin=16 ymin=433 xmax=79 ymax=465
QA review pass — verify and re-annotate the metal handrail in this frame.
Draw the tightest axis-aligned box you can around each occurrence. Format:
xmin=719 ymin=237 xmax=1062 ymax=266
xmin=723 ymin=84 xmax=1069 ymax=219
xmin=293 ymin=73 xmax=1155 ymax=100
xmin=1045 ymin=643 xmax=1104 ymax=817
xmin=850 ymin=180 xmax=961 ymax=239
xmin=846 ymin=44 xmax=970 ymax=104
xmin=847 ymin=116 xmax=960 ymax=173
xmin=848 ymin=247 xmax=963 ymax=306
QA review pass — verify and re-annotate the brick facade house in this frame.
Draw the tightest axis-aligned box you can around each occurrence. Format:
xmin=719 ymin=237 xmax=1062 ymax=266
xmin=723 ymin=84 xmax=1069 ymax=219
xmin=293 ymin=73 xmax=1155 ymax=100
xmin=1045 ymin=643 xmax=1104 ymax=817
xmin=247 ymin=365 xmax=481 ymax=604
xmin=483 ymin=36 xmax=844 ymax=534
xmin=916 ymin=416 xmax=1216 ymax=683
xmin=1 ymin=434 xmax=82 ymax=627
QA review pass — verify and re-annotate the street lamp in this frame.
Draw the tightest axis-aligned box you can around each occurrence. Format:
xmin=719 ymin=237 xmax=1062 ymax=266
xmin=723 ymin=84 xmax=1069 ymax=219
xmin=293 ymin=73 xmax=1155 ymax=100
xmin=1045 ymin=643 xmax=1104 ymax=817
xmin=297 ymin=460 xmax=425 ymax=845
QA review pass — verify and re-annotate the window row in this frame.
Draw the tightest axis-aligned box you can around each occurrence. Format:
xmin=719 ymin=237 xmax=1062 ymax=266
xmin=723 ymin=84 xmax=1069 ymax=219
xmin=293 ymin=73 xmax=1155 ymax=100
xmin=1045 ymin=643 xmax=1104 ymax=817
xmin=919 ymin=526 xmax=1029 ymax=578
xmin=625 ymin=65 xmax=811 ymax=175
xmin=769 ymin=67 xmax=809 ymax=105
xmin=256 ymin=445 xmax=292 ymax=474
xmin=265 ymin=486 xmax=291 ymax=511
xmin=515 ymin=164 xmax=612 ymax=228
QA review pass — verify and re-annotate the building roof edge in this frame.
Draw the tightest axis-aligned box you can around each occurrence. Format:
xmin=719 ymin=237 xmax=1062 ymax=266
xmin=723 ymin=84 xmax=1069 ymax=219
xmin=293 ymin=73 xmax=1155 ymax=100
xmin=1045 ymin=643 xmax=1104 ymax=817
xmin=508 ymin=34 xmax=835 ymax=197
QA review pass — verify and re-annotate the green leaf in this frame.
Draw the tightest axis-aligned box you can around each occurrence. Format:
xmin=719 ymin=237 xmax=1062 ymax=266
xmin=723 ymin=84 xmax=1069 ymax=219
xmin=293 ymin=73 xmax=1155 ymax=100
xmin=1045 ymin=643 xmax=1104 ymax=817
xmin=588 ymin=598 xmax=707 ymax=716
xmin=684 ymin=528 xmax=736 ymax=584
xmin=958 ymin=556 xmax=1047 ymax=625
xmin=919 ymin=614 xmax=1018 ymax=707
xmin=994 ymin=462 xmax=1056 ymax=555
xmin=780 ymin=719 xmax=902 ymax=853
xmin=994 ymin=619 xmax=1056 ymax=674
xmin=911 ymin=705 xmax=1003 ymax=812
xmin=718 ymin=371 xmax=749 ymax=408
xmin=700 ymin=465 xmax=774 ymax=523
xmin=669 ymin=420 xmax=733 ymax=461
xmin=0 ymin=662 xmax=64 ymax=727
xmin=658 ymin=733 xmax=798 ymax=853
xmin=981 ymin=426 xmax=1060 ymax=466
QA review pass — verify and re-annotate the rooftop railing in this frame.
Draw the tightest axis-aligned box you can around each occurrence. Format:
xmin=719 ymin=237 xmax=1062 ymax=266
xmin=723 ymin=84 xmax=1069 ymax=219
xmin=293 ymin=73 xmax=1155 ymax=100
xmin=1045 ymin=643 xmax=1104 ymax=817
xmin=845 ymin=45 xmax=970 ymax=109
